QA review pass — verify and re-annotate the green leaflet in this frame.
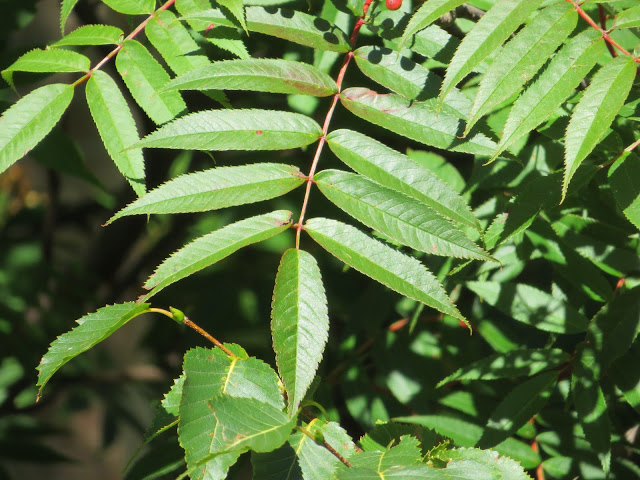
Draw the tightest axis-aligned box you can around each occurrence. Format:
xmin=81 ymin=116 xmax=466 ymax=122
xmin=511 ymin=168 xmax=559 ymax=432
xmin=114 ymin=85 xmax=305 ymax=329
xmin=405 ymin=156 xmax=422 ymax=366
xmin=609 ymin=151 xmax=640 ymax=231
xmin=437 ymin=348 xmax=570 ymax=387
xmin=85 ymin=70 xmax=146 ymax=197
xmin=162 ymin=374 xmax=185 ymax=416
xmin=0 ymin=83 xmax=74 ymax=175
xmin=340 ymin=436 xmax=423 ymax=477
xmin=216 ymin=0 xmax=247 ymax=33
xmin=207 ymin=395 xmax=295 ymax=452
xmin=133 ymin=109 xmax=321 ymax=151
xmin=477 ymin=371 xmax=557 ymax=448
xmin=163 ymin=59 xmax=337 ymax=97
xmin=466 ymin=281 xmax=589 ymax=333
xmin=181 ymin=7 xmax=351 ymax=53
xmin=444 ymin=448 xmax=534 ymax=480
xmin=36 ymin=302 xmax=150 ymax=396
xmin=251 ymin=444 xmax=302 ymax=479
xmin=439 ymin=0 xmax=544 ymax=106
xmin=2 ymin=48 xmax=90 ymax=89
xmin=466 ymin=3 xmax=577 ymax=135
xmin=340 ymin=88 xmax=497 ymax=156
xmin=400 ymin=0 xmax=467 ymax=48
xmin=314 ymin=169 xmax=493 ymax=261
xmin=145 ymin=9 xmax=229 ymax=107
xmin=615 ymin=5 xmax=640 ymax=29
xmin=572 ymin=344 xmax=611 ymax=475
xmin=394 ymin=416 xmax=541 ymax=469
xmin=115 ymin=40 xmax=187 ymax=125
xmin=107 ymin=163 xmax=305 ymax=223
xmin=304 ymin=217 xmax=465 ymax=323
xmin=563 ymin=55 xmax=636 ymax=201
xmin=101 ymin=0 xmax=155 ymax=15
xmin=611 ymin=347 xmax=640 ymax=414
xmin=61 ymin=0 xmax=80 ymax=33
xmin=53 ymin=24 xmax=124 ymax=46
xmin=175 ymin=0 xmax=249 ymax=59
xmin=492 ymin=29 xmax=605 ymax=162
xmin=179 ymin=347 xmax=284 ymax=480
xmin=272 ymin=249 xmax=329 ymax=416
xmin=326 ymin=129 xmax=479 ymax=230
xmin=353 ymin=46 xmax=472 ymax=118
xmin=143 ymin=210 xmax=293 ymax=299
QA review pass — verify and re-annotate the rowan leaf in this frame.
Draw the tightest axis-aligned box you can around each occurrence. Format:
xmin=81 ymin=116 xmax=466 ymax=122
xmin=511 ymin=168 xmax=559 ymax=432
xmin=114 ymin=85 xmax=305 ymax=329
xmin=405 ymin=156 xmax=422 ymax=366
xmin=326 ymin=129 xmax=479 ymax=230
xmin=477 ymin=371 xmax=557 ymax=448
xmin=53 ymin=24 xmax=124 ymax=46
xmin=467 ymin=281 xmax=590 ymax=334
xmin=179 ymin=347 xmax=284 ymax=479
xmin=37 ymin=302 xmax=150 ymax=396
xmin=563 ymin=55 xmax=636 ymax=201
xmin=133 ymin=109 xmax=321 ymax=151
xmin=353 ymin=46 xmax=472 ymax=118
xmin=2 ymin=48 xmax=90 ymax=89
xmin=439 ymin=0 xmax=544 ymax=105
xmin=304 ymin=217 xmax=465 ymax=323
xmin=401 ymin=0 xmax=467 ymax=48
xmin=466 ymin=3 xmax=577 ymax=135
xmin=0 ymin=83 xmax=74 ymax=175
xmin=181 ymin=7 xmax=351 ymax=53
xmin=437 ymin=348 xmax=570 ymax=387
xmin=340 ymin=87 xmax=497 ymax=156
xmin=61 ymin=0 xmax=80 ymax=33
xmin=216 ymin=0 xmax=247 ymax=33
xmin=272 ymin=249 xmax=329 ymax=416
xmin=101 ymin=0 xmax=155 ymax=15
xmin=145 ymin=9 xmax=229 ymax=107
xmin=492 ymin=29 xmax=605 ymax=162
xmin=115 ymin=40 xmax=187 ymax=125
xmin=107 ymin=164 xmax=305 ymax=223
xmin=164 ymin=58 xmax=337 ymax=97
xmin=609 ymin=151 xmax=640 ymax=231
xmin=615 ymin=5 xmax=640 ymax=29
xmin=143 ymin=210 xmax=293 ymax=298
xmin=314 ymin=169 xmax=493 ymax=261
xmin=85 ymin=70 xmax=145 ymax=196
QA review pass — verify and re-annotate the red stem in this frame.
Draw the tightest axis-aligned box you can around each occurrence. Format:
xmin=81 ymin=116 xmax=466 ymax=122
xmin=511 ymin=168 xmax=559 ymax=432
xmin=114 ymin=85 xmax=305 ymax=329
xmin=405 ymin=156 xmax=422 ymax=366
xmin=295 ymin=0 xmax=373 ymax=248
xmin=566 ymin=0 xmax=638 ymax=62
xmin=598 ymin=4 xmax=617 ymax=58
xmin=73 ymin=0 xmax=177 ymax=86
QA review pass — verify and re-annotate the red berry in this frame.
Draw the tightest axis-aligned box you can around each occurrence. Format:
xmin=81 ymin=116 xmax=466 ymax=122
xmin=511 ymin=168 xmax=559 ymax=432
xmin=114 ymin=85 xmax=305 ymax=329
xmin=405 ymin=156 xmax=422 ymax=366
xmin=386 ymin=0 xmax=402 ymax=10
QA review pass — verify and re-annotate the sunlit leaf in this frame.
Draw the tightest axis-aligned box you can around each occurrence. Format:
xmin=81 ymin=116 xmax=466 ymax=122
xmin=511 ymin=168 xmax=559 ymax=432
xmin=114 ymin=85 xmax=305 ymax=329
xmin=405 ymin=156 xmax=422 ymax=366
xmin=2 ymin=48 xmax=90 ymax=89
xmin=401 ymin=0 xmax=467 ymax=48
xmin=305 ymin=217 xmax=465 ymax=322
xmin=101 ymin=0 xmax=155 ymax=15
xmin=107 ymin=163 xmax=305 ymax=223
xmin=53 ymin=24 xmax=124 ymax=46
xmin=37 ymin=302 xmax=150 ymax=396
xmin=615 ymin=5 xmax=640 ymax=29
xmin=61 ymin=0 xmax=80 ymax=33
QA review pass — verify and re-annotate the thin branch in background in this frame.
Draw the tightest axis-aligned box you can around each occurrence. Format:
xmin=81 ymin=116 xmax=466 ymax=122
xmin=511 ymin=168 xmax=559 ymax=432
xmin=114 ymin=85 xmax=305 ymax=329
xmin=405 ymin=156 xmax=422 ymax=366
xmin=598 ymin=4 xmax=618 ymax=58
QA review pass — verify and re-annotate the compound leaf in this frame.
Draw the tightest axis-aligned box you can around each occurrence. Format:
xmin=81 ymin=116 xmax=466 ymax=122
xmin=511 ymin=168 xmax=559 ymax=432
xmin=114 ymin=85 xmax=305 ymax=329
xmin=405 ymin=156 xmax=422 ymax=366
xmin=144 ymin=210 xmax=293 ymax=298
xmin=466 ymin=3 xmax=577 ymax=135
xmin=563 ymin=55 xmax=636 ymax=201
xmin=340 ymin=87 xmax=496 ymax=156
xmin=440 ymin=0 xmax=544 ymax=105
xmin=107 ymin=163 xmax=305 ymax=223
xmin=305 ymin=217 xmax=465 ymax=323
xmin=492 ymin=29 xmax=604 ymax=161
xmin=53 ymin=24 xmax=124 ymax=46
xmin=326 ymin=129 xmax=479 ymax=230
xmin=115 ymin=39 xmax=187 ymax=125
xmin=314 ymin=169 xmax=493 ymax=261
xmin=466 ymin=281 xmax=589 ymax=333
xmin=134 ymin=109 xmax=321 ymax=151
xmin=164 ymin=58 xmax=337 ymax=97
xmin=0 ymin=83 xmax=74 ymax=175
xmin=37 ymin=302 xmax=150 ymax=397
xmin=272 ymin=249 xmax=329 ymax=416
xmin=86 ymin=70 xmax=145 ymax=196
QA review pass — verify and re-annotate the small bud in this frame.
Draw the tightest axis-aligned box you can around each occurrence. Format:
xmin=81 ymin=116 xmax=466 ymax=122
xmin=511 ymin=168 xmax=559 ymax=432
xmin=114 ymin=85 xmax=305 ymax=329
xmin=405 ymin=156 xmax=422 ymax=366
xmin=169 ymin=307 xmax=185 ymax=324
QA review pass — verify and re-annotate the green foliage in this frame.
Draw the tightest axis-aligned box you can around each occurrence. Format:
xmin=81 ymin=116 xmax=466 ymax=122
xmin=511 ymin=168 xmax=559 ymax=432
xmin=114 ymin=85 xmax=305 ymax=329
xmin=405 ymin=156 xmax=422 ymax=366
xmin=2 ymin=0 xmax=640 ymax=478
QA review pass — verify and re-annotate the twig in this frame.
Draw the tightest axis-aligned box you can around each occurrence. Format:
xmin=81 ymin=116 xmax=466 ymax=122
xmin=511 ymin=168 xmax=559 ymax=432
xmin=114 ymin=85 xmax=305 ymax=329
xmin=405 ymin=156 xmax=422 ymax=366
xmin=598 ymin=4 xmax=617 ymax=58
